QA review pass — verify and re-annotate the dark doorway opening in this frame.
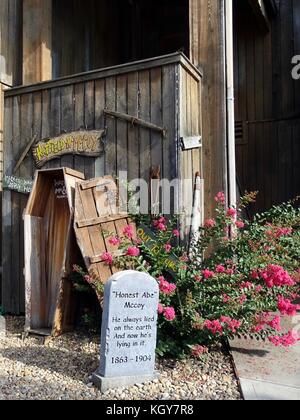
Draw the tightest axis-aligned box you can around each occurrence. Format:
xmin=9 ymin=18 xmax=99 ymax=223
xmin=53 ymin=0 xmax=190 ymax=78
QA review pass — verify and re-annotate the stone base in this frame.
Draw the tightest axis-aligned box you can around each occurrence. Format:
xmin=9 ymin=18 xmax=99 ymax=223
xmin=0 ymin=316 xmax=6 ymax=338
xmin=92 ymin=371 xmax=160 ymax=393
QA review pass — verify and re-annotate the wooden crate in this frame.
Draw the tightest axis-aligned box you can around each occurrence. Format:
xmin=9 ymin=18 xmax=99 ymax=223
xmin=24 ymin=167 xmax=85 ymax=336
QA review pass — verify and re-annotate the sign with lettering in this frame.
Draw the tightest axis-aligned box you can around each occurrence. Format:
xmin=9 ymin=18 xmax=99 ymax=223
xmin=54 ymin=179 xmax=67 ymax=199
xmin=32 ymin=130 xmax=106 ymax=168
xmin=137 ymin=224 xmax=178 ymax=275
xmin=97 ymin=271 xmax=159 ymax=383
xmin=3 ymin=175 xmax=33 ymax=195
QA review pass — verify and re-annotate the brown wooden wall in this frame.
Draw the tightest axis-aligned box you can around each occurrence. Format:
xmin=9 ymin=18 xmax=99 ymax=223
xmin=2 ymin=54 xmax=202 ymax=313
xmin=234 ymin=0 xmax=300 ymax=213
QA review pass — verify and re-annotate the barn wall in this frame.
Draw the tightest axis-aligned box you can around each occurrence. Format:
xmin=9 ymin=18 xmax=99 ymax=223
xmin=234 ymin=0 xmax=300 ymax=213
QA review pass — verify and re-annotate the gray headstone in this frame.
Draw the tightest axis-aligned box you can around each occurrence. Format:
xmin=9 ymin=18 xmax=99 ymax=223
xmin=0 ymin=316 xmax=6 ymax=338
xmin=92 ymin=271 xmax=160 ymax=392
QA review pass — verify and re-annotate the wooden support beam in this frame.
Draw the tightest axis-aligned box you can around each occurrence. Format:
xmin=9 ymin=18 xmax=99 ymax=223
xmin=248 ymin=0 xmax=271 ymax=31
xmin=23 ymin=0 xmax=52 ymax=85
xmin=189 ymin=0 xmax=227 ymax=218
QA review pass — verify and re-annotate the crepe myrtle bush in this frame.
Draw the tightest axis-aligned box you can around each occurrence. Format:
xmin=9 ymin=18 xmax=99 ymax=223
xmin=73 ymin=193 xmax=300 ymax=359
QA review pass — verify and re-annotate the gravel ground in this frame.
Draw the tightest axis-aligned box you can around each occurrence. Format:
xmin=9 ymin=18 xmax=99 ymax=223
xmin=0 ymin=317 xmax=242 ymax=400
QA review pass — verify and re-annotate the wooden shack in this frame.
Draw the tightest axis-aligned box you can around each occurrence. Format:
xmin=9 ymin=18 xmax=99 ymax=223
xmin=2 ymin=52 xmax=202 ymax=314
xmin=24 ymin=168 xmax=85 ymax=336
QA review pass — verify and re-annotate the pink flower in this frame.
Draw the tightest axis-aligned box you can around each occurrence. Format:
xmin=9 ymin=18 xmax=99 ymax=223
xmin=269 ymin=331 xmax=300 ymax=347
xmin=158 ymin=304 xmax=164 ymax=315
xmin=236 ymin=220 xmax=245 ymax=229
xmin=191 ymin=345 xmax=208 ymax=358
xmin=260 ymin=265 xmax=295 ymax=288
xmin=173 ymin=229 xmax=180 ymax=237
xmin=123 ymin=225 xmax=134 ymax=239
xmin=204 ymin=219 xmax=216 ymax=228
xmin=267 ymin=316 xmax=281 ymax=332
xmin=215 ymin=192 xmax=226 ymax=205
xmin=255 ymin=285 xmax=263 ymax=293
xmin=216 ymin=265 xmax=226 ymax=274
xmin=275 ymin=227 xmax=293 ymax=238
xmin=226 ymin=268 xmax=235 ymax=275
xmin=226 ymin=208 xmax=237 ymax=218
xmin=202 ymin=269 xmax=215 ymax=279
xmin=222 ymin=294 xmax=231 ymax=304
xmin=240 ymin=282 xmax=254 ymax=290
xmin=164 ymin=244 xmax=172 ymax=253
xmin=84 ymin=275 xmax=93 ymax=285
xmin=101 ymin=252 xmax=113 ymax=265
xmin=153 ymin=217 xmax=167 ymax=231
xmin=159 ymin=278 xmax=177 ymax=295
xmin=278 ymin=297 xmax=300 ymax=316
xmin=126 ymin=246 xmax=140 ymax=257
xmin=251 ymin=270 xmax=260 ymax=280
xmin=204 ymin=320 xmax=223 ymax=335
xmin=109 ymin=236 xmax=121 ymax=247
xmin=164 ymin=307 xmax=176 ymax=322
xmin=239 ymin=295 xmax=247 ymax=304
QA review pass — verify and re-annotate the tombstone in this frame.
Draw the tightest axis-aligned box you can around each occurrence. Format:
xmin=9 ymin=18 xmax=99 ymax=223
xmin=0 ymin=316 xmax=6 ymax=338
xmin=92 ymin=271 xmax=160 ymax=392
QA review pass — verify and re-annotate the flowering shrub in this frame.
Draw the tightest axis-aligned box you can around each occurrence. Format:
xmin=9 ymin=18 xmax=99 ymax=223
xmin=74 ymin=194 xmax=300 ymax=359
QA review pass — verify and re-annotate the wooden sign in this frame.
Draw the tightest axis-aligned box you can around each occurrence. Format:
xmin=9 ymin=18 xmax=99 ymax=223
xmin=54 ymin=180 xmax=68 ymax=199
xmin=32 ymin=130 xmax=106 ymax=168
xmin=3 ymin=175 xmax=33 ymax=194
xmin=137 ymin=224 xmax=177 ymax=275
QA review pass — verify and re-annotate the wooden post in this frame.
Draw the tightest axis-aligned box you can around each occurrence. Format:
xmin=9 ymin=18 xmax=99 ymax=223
xmin=189 ymin=0 xmax=227 ymax=218
xmin=23 ymin=0 xmax=52 ymax=85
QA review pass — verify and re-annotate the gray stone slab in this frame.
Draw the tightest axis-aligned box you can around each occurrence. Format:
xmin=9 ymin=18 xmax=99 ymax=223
xmin=92 ymin=372 xmax=160 ymax=393
xmin=0 ymin=316 xmax=6 ymax=338
xmin=231 ymin=315 xmax=300 ymax=389
xmin=93 ymin=271 xmax=159 ymax=391
xmin=240 ymin=378 xmax=300 ymax=401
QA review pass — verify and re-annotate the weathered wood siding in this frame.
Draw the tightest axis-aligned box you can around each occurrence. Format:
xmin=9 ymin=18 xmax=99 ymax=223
xmin=234 ymin=0 xmax=300 ymax=213
xmin=189 ymin=0 xmax=227 ymax=218
xmin=2 ymin=54 xmax=202 ymax=313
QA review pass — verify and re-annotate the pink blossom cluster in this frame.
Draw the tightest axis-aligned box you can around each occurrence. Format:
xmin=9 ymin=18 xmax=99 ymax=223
xmin=126 ymin=246 xmax=140 ymax=257
xmin=123 ymin=225 xmax=134 ymax=239
xmin=153 ymin=217 xmax=167 ymax=231
xmin=163 ymin=306 xmax=176 ymax=321
xmin=226 ymin=208 xmax=237 ymax=219
xmin=101 ymin=252 xmax=114 ymax=265
xmin=277 ymin=296 xmax=300 ymax=316
xmin=191 ymin=345 xmax=208 ymax=358
xmin=240 ymin=281 xmax=254 ymax=290
xmin=204 ymin=320 xmax=223 ymax=335
xmin=159 ymin=276 xmax=177 ymax=295
xmin=220 ymin=316 xmax=242 ymax=333
xmin=254 ymin=313 xmax=282 ymax=333
xmin=109 ymin=236 xmax=121 ymax=247
xmin=266 ymin=225 xmax=293 ymax=239
xmin=158 ymin=304 xmax=176 ymax=321
xmin=269 ymin=331 xmax=300 ymax=347
xmin=260 ymin=265 xmax=295 ymax=288
xmin=215 ymin=191 xmax=226 ymax=205
xmin=204 ymin=219 xmax=216 ymax=228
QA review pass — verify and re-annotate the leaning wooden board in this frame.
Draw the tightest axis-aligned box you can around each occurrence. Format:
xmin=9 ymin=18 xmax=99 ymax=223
xmin=74 ymin=176 xmax=137 ymax=284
